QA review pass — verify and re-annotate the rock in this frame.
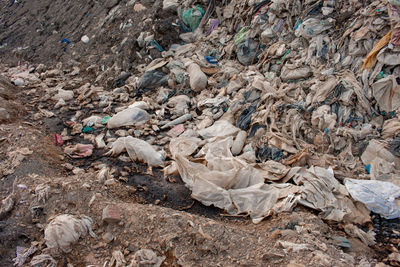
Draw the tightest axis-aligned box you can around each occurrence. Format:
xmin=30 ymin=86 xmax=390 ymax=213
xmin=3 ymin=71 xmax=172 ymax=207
xmin=102 ymin=204 xmax=122 ymax=224
xmin=81 ymin=35 xmax=90 ymax=43
xmin=12 ymin=78 xmax=24 ymax=86
xmin=134 ymin=3 xmax=146 ymax=12
xmin=102 ymin=232 xmax=114 ymax=243
xmin=0 ymin=108 xmax=10 ymax=120
xmin=188 ymin=63 xmax=207 ymax=92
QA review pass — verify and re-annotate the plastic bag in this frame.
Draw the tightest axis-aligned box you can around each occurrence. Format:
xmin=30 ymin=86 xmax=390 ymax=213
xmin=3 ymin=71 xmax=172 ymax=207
xmin=105 ymin=136 xmax=165 ymax=166
xmin=345 ymin=179 xmax=400 ymax=219
xmin=371 ymin=75 xmax=400 ymax=112
xmin=198 ymin=120 xmax=240 ymax=139
xmin=236 ymin=104 xmax=257 ymax=130
xmin=44 ymin=214 xmax=96 ymax=253
xmin=107 ymin=107 xmax=150 ymax=129
xmin=388 ymin=3 xmax=400 ymax=45
xmin=390 ymin=137 xmax=400 ymax=157
xmin=361 ymin=140 xmax=400 ymax=184
xmin=237 ymin=39 xmax=259 ymax=66
xmin=131 ymin=249 xmax=165 ymax=267
xmin=180 ymin=5 xmax=205 ymax=31
xmin=138 ymin=70 xmax=168 ymax=89
xmin=234 ymin=26 xmax=249 ymax=45
xmin=382 ymin=118 xmax=400 ymax=139
xmin=295 ymin=18 xmax=333 ymax=39
xmin=292 ymin=167 xmax=370 ymax=224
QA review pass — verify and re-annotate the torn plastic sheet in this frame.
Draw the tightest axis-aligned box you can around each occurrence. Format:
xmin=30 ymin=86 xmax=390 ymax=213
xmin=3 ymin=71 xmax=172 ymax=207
xmin=371 ymin=75 xmax=400 ymax=112
xmin=292 ymin=166 xmax=370 ymax=224
xmin=170 ymin=137 xmax=369 ymax=224
xmin=345 ymin=179 xmax=400 ymax=219
xmin=170 ymin=136 xmax=300 ymax=223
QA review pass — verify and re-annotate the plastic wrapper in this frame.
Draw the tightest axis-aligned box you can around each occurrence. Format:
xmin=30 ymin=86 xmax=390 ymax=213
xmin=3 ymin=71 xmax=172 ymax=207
xmin=345 ymin=179 xmax=400 ymax=219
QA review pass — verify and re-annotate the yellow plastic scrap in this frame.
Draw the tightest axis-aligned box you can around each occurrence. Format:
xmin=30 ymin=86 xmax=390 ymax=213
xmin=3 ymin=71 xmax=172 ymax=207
xmin=362 ymin=31 xmax=392 ymax=70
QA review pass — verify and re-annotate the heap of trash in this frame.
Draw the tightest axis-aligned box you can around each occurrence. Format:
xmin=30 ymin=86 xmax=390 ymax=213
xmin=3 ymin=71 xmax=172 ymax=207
xmin=2 ymin=0 xmax=400 ymax=250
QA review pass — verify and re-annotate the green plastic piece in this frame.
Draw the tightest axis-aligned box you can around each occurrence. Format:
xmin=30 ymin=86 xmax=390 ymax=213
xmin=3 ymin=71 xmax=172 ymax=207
xmin=82 ymin=126 xmax=94 ymax=133
xmin=234 ymin=26 xmax=250 ymax=45
xmin=181 ymin=5 xmax=205 ymax=31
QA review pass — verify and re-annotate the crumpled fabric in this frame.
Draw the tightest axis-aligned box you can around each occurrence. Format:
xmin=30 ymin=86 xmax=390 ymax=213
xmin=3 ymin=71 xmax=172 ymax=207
xmin=44 ymin=214 xmax=96 ymax=253
xmin=105 ymin=136 xmax=165 ymax=166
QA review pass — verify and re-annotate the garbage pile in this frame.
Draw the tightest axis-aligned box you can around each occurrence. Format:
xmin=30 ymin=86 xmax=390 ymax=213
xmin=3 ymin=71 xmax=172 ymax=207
xmin=2 ymin=0 xmax=400 ymax=248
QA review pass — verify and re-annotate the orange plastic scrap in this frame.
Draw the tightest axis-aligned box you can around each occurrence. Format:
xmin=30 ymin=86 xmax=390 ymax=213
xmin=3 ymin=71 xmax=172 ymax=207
xmin=362 ymin=31 xmax=392 ymax=70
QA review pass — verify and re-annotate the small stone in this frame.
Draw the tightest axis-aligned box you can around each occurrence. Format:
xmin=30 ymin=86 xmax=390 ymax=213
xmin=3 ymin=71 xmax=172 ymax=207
xmin=102 ymin=204 xmax=122 ymax=224
xmin=102 ymin=232 xmax=114 ymax=243
xmin=154 ymin=199 xmax=161 ymax=205
xmin=81 ymin=35 xmax=90 ymax=44
xmin=72 ymin=167 xmax=84 ymax=175
xmin=134 ymin=3 xmax=146 ymax=11
xmin=0 ymin=108 xmax=10 ymax=121
xmin=104 ymin=179 xmax=116 ymax=186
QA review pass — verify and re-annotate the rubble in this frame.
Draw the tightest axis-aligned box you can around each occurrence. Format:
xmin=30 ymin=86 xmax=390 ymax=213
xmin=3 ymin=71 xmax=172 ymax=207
xmin=102 ymin=204 xmax=122 ymax=224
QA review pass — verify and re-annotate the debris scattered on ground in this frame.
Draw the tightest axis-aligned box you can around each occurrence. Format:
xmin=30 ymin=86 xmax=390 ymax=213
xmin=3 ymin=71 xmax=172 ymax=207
xmin=1 ymin=0 xmax=400 ymax=265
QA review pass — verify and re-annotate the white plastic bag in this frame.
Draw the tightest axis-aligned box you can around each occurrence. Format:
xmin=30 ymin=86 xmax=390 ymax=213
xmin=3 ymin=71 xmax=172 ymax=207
xmin=105 ymin=136 xmax=165 ymax=166
xmin=198 ymin=120 xmax=240 ymax=139
xmin=345 ymin=179 xmax=400 ymax=219
xmin=107 ymin=107 xmax=150 ymax=129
